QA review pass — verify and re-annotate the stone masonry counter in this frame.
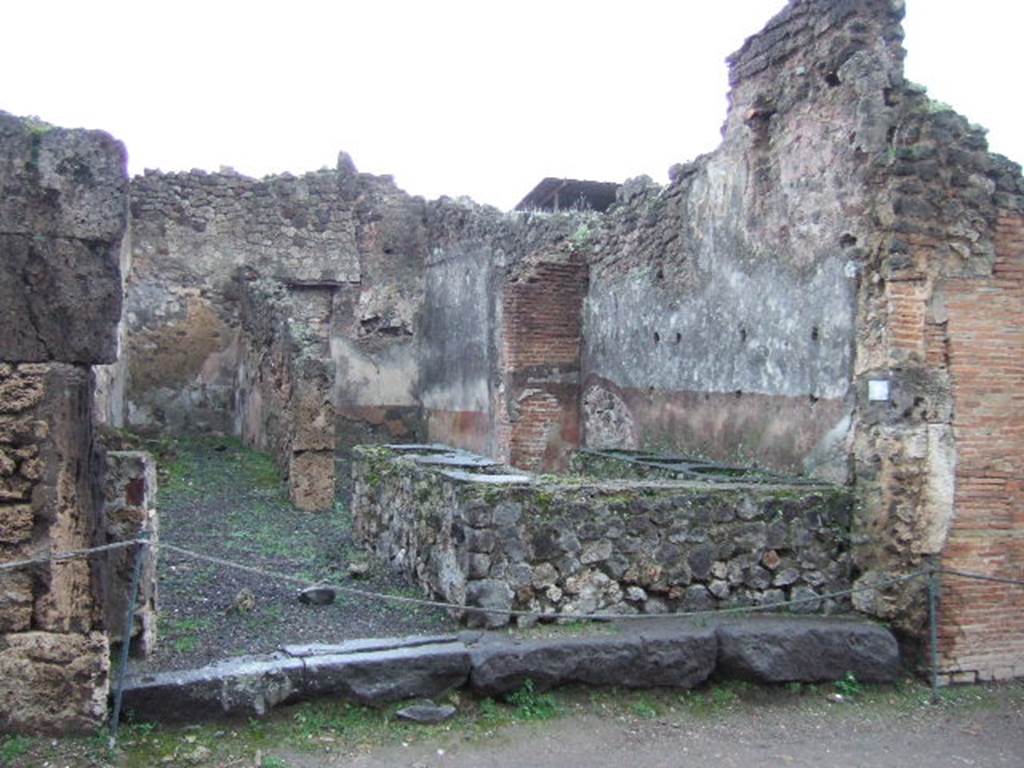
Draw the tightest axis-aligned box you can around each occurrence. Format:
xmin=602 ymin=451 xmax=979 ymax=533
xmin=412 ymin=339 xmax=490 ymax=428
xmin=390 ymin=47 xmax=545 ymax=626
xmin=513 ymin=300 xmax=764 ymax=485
xmin=352 ymin=445 xmax=853 ymax=629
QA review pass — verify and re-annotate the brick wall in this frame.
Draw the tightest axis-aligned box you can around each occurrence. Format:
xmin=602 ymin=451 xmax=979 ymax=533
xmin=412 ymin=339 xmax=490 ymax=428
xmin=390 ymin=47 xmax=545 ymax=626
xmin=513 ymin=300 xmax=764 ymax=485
xmin=501 ymin=255 xmax=588 ymax=471
xmin=938 ymin=211 xmax=1024 ymax=681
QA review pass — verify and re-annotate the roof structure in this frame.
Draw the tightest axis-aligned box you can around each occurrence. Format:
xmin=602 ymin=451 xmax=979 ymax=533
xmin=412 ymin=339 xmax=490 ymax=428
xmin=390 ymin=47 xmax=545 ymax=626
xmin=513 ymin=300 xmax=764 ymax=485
xmin=514 ymin=177 xmax=620 ymax=213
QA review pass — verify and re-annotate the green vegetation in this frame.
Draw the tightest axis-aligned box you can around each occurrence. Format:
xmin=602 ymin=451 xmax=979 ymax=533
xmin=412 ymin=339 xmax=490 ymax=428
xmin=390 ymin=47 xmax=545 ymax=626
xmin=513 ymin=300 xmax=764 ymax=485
xmin=568 ymin=223 xmax=592 ymax=253
xmin=0 ymin=734 xmax=32 ymax=763
xmin=162 ymin=616 xmax=212 ymax=654
xmin=835 ymin=671 xmax=864 ymax=699
xmin=506 ymin=679 xmax=560 ymax=721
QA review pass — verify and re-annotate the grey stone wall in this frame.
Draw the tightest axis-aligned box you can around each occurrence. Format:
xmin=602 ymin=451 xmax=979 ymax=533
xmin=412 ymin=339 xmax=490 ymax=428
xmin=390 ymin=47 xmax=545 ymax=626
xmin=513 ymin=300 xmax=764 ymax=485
xmin=352 ymin=446 xmax=853 ymax=629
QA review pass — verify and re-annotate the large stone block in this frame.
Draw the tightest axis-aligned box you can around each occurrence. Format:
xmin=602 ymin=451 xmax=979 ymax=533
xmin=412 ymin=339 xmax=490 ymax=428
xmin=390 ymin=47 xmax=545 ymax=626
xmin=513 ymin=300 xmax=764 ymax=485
xmin=468 ymin=624 xmax=717 ymax=695
xmin=0 ymin=111 xmax=128 ymax=241
xmin=0 ymin=631 xmax=110 ymax=732
xmin=121 ymin=653 xmax=305 ymax=722
xmin=715 ymin=616 xmax=900 ymax=683
xmin=302 ymin=642 xmax=471 ymax=704
xmin=0 ymin=234 xmax=122 ymax=364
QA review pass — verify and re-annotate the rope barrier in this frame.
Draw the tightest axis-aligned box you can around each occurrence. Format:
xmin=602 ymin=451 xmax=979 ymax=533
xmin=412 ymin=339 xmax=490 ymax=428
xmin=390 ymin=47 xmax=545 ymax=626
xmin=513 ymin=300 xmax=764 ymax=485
xmin=938 ymin=568 xmax=1024 ymax=587
xmin=158 ymin=541 xmax=932 ymax=623
xmin=0 ymin=539 xmax=147 ymax=572
xmin=2 ymin=539 xmax=1020 ymax=625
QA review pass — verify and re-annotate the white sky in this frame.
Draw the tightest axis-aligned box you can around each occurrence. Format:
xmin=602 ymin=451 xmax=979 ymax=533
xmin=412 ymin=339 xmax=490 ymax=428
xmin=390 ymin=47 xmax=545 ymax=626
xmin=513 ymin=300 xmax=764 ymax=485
xmin=2 ymin=1 xmax=1020 ymax=210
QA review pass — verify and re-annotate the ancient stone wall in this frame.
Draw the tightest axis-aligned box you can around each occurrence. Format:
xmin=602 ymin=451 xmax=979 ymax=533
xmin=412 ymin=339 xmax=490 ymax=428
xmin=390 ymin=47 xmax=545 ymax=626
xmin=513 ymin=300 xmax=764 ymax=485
xmin=101 ymin=450 xmax=158 ymax=656
xmin=123 ymin=157 xmax=424 ymax=442
xmin=421 ymin=202 xmax=589 ymax=469
xmin=849 ymin=90 xmax=1024 ymax=677
xmin=0 ymin=111 xmax=128 ymax=731
xmin=95 ymin=0 xmax=1023 ymax=680
xmin=237 ymin=278 xmax=337 ymax=510
xmin=581 ymin=0 xmax=904 ymax=480
xmin=352 ymin=446 xmax=853 ymax=628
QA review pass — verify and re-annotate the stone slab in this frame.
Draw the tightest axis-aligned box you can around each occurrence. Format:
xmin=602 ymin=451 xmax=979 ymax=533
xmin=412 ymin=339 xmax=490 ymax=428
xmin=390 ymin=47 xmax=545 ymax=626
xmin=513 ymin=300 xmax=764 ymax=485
xmin=467 ymin=623 xmax=718 ymax=695
xmin=302 ymin=642 xmax=471 ymax=704
xmin=714 ymin=616 xmax=901 ymax=683
xmin=280 ymin=634 xmax=457 ymax=658
xmin=121 ymin=653 xmax=306 ymax=721
xmin=119 ymin=618 xmax=902 ymax=724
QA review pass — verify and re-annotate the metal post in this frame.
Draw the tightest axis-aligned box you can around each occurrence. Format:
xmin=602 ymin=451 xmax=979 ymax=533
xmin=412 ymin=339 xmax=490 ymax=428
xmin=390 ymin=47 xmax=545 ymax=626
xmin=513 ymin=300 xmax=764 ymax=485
xmin=108 ymin=531 xmax=150 ymax=749
xmin=928 ymin=556 xmax=941 ymax=703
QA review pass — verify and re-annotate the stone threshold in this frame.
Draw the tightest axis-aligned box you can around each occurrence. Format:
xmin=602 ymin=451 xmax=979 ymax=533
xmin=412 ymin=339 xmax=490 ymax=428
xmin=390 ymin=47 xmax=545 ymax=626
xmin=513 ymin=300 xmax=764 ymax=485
xmin=120 ymin=615 xmax=900 ymax=722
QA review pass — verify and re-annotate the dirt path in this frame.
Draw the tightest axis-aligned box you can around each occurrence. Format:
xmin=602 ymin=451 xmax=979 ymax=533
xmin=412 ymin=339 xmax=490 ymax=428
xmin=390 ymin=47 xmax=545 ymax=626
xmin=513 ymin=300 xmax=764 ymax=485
xmin=279 ymin=690 xmax=1024 ymax=768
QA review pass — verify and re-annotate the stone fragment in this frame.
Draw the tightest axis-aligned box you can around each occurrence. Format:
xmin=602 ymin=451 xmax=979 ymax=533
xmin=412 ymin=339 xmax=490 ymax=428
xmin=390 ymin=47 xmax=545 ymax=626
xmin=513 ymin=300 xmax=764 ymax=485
xmin=709 ymin=579 xmax=731 ymax=600
xmin=468 ymin=553 xmax=491 ymax=579
xmin=493 ymin=501 xmax=522 ymax=526
xmin=625 ymin=586 xmax=647 ymax=603
xmin=506 ymin=563 xmax=532 ymax=589
xmin=789 ymin=586 xmax=823 ymax=614
xmin=687 ymin=544 xmax=716 ymax=580
xmin=465 ymin=580 xmax=513 ymax=629
xmin=466 ymin=528 xmax=496 ymax=554
xmin=230 ymin=588 xmax=257 ymax=613
xmin=745 ymin=565 xmax=771 ymax=590
xmin=683 ymin=585 xmax=715 ymax=612
xmin=532 ymin=561 xmax=557 ymax=589
xmin=761 ymin=550 xmax=781 ymax=570
xmin=396 ymin=701 xmax=457 ymax=724
xmin=347 ymin=560 xmax=370 ymax=578
xmin=461 ymin=502 xmax=492 ymax=527
xmin=581 ymin=539 xmax=613 ymax=564
xmin=773 ymin=568 xmax=800 ymax=587
xmin=298 ymin=586 xmax=337 ymax=606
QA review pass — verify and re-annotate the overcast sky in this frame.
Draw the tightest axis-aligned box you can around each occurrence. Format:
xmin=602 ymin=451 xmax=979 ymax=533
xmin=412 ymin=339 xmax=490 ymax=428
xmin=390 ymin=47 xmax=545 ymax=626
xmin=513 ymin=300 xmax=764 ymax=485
xmin=2 ymin=1 xmax=1020 ymax=210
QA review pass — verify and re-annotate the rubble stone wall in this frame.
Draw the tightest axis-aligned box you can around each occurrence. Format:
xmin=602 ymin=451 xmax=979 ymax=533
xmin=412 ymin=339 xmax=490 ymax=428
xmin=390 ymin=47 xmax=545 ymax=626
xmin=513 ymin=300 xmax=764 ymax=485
xmin=123 ymin=158 xmax=424 ymax=442
xmin=352 ymin=446 xmax=853 ymax=629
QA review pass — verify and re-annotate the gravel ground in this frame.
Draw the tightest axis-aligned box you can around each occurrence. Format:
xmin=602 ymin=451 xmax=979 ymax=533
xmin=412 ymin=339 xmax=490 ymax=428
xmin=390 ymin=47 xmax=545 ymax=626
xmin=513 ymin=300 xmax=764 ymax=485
xmin=283 ymin=684 xmax=1024 ymax=768
xmin=132 ymin=437 xmax=455 ymax=675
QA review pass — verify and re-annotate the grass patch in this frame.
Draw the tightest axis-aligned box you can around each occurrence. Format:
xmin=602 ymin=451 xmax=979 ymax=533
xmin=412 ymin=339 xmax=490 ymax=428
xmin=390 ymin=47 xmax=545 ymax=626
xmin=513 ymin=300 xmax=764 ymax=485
xmin=506 ymin=679 xmax=560 ymax=721
xmin=161 ymin=615 xmax=213 ymax=653
xmin=0 ymin=735 xmax=33 ymax=762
